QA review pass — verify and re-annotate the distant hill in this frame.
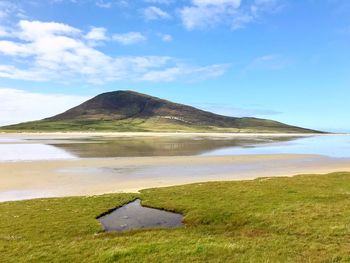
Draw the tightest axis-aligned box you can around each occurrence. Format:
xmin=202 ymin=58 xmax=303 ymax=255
xmin=1 ymin=90 xmax=322 ymax=133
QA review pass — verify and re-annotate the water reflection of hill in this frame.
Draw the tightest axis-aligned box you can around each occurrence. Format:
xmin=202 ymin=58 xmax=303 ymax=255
xmin=50 ymin=136 xmax=300 ymax=158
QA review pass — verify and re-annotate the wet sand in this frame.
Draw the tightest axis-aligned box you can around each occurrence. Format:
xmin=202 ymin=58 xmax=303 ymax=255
xmin=1 ymin=154 xmax=350 ymax=202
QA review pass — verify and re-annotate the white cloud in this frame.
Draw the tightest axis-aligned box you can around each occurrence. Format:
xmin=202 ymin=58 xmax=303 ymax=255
xmin=94 ymin=0 xmax=130 ymax=8
xmin=194 ymin=64 xmax=230 ymax=79
xmin=141 ymin=67 xmax=181 ymax=82
xmin=180 ymin=0 xmax=281 ymax=30
xmin=18 ymin=20 xmax=80 ymax=41
xmin=141 ymin=64 xmax=229 ymax=82
xmin=192 ymin=0 xmax=241 ymax=7
xmin=144 ymin=0 xmax=173 ymax=4
xmin=0 ymin=20 xmax=228 ymax=84
xmin=0 ymin=1 xmax=25 ymax=21
xmin=0 ymin=41 xmax=30 ymax=56
xmin=85 ymin=27 xmax=108 ymax=45
xmin=112 ymin=32 xmax=146 ymax=45
xmin=143 ymin=6 xmax=171 ymax=20
xmin=95 ymin=0 xmax=113 ymax=8
xmin=51 ymin=0 xmax=129 ymax=8
xmin=50 ymin=0 xmax=78 ymax=3
xmin=0 ymin=65 xmax=52 ymax=81
xmin=180 ymin=0 xmax=241 ymax=30
xmin=0 ymin=88 xmax=89 ymax=126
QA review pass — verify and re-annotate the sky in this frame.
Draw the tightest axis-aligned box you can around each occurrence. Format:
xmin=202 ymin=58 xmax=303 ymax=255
xmin=0 ymin=0 xmax=349 ymax=132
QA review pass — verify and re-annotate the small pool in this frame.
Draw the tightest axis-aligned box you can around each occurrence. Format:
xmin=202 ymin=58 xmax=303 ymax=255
xmin=97 ymin=199 xmax=183 ymax=232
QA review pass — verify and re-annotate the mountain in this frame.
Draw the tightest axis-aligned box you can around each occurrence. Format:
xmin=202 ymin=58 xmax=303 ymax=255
xmin=1 ymin=90 xmax=321 ymax=133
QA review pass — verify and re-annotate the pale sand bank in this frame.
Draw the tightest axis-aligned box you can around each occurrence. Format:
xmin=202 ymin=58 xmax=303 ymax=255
xmin=0 ymin=131 xmax=331 ymax=139
xmin=1 ymin=154 xmax=350 ymax=202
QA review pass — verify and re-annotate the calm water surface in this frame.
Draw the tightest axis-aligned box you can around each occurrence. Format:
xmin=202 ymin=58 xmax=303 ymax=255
xmin=98 ymin=199 xmax=183 ymax=232
xmin=0 ymin=134 xmax=349 ymax=161
xmin=203 ymin=135 xmax=350 ymax=158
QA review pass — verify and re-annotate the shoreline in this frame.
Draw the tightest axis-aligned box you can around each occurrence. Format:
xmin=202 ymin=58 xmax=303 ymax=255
xmin=2 ymin=167 xmax=350 ymax=203
xmin=0 ymin=131 xmax=339 ymax=138
xmin=1 ymin=154 xmax=350 ymax=202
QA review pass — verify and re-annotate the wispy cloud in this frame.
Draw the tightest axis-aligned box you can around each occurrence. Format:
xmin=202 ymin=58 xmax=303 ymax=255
xmin=180 ymin=0 xmax=283 ymax=30
xmin=143 ymin=6 xmax=171 ymax=20
xmin=95 ymin=0 xmax=129 ymax=8
xmin=141 ymin=63 xmax=230 ymax=82
xmin=0 ymin=20 xmax=229 ymax=84
xmin=144 ymin=0 xmax=174 ymax=4
xmin=50 ymin=0 xmax=129 ymax=8
xmin=158 ymin=33 xmax=173 ymax=42
xmin=95 ymin=0 xmax=113 ymax=8
xmin=112 ymin=32 xmax=147 ymax=45
xmin=0 ymin=1 xmax=25 ymax=21
xmin=244 ymin=54 xmax=289 ymax=72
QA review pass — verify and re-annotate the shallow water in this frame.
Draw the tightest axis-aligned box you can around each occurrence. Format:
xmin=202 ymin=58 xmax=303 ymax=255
xmin=203 ymin=135 xmax=350 ymax=158
xmin=0 ymin=143 xmax=76 ymax=162
xmin=50 ymin=136 xmax=296 ymax=158
xmin=1 ymin=134 xmax=350 ymax=161
xmin=97 ymin=199 xmax=183 ymax=232
xmin=52 ymin=134 xmax=350 ymax=158
xmin=62 ymin=155 xmax=327 ymax=181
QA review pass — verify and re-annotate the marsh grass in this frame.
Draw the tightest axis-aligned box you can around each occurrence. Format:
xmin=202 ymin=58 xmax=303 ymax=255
xmin=1 ymin=172 xmax=350 ymax=262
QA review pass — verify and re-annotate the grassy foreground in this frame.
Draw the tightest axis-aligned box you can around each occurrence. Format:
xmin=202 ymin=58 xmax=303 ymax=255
xmin=2 ymin=172 xmax=350 ymax=262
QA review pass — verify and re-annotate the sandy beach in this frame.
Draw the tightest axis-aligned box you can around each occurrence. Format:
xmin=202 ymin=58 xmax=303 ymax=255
xmin=1 ymin=154 xmax=350 ymax=201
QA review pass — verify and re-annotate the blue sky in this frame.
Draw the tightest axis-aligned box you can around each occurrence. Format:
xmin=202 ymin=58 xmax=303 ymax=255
xmin=0 ymin=0 xmax=349 ymax=132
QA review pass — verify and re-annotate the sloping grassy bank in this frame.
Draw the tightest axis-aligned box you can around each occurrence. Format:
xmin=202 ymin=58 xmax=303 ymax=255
xmin=1 ymin=172 xmax=350 ymax=262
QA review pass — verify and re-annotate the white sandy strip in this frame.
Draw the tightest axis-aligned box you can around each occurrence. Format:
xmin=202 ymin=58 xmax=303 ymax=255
xmin=0 ymin=154 xmax=350 ymax=202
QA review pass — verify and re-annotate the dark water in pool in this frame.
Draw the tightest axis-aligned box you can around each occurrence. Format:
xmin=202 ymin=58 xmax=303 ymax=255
xmin=97 ymin=199 xmax=183 ymax=232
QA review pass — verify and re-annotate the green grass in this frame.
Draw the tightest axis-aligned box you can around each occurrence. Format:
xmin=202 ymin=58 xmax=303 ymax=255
xmin=2 ymin=172 xmax=350 ymax=262
xmin=0 ymin=117 xmax=316 ymax=133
